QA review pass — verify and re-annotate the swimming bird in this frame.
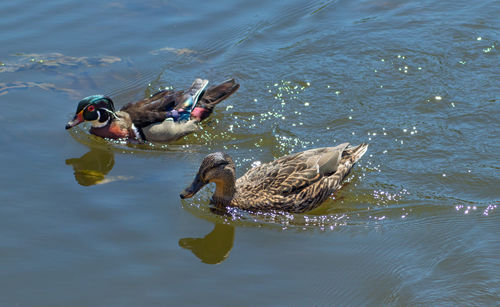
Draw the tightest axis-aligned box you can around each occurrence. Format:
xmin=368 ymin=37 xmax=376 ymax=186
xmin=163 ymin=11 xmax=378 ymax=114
xmin=180 ymin=143 xmax=368 ymax=213
xmin=65 ymin=78 xmax=239 ymax=143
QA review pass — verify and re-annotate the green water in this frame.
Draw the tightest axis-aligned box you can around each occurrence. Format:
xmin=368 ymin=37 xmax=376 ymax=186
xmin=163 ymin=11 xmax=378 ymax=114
xmin=1 ymin=0 xmax=499 ymax=305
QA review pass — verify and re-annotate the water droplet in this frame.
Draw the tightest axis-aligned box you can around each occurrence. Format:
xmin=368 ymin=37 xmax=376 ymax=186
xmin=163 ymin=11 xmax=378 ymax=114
xmin=435 ymin=96 xmax=442 ymax=101
xmin=477 ymin=36 xmax=482 ymax=41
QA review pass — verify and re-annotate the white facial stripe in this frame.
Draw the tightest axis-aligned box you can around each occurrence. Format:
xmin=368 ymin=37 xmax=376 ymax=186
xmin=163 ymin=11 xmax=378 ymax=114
xmin=101 ymin=108 xmax=118 ymax=119
xmin=91 ymin=116 xmax=110 ymax=128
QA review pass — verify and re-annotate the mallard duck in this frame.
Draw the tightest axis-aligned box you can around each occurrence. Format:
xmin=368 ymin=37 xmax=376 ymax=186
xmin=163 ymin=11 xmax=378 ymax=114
xmin=180 ymin=143 xmax=368 ymax=213
xmin=65 ymin=78 xmax=239 ymax=143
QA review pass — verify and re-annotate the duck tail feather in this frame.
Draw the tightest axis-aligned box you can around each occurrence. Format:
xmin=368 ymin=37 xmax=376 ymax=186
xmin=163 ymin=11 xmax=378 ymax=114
xmin=198 ymin=78 xmax=240 ymax=111
xmin=348 ymin=143 xmax=369 ymax=163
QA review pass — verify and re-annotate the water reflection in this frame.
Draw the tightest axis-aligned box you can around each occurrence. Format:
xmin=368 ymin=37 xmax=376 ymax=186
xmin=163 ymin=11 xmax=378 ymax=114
xmin=179 ymin=223 xmax=235 ymax=264
xmin=65 ymin=147 xmax=115 ymax=186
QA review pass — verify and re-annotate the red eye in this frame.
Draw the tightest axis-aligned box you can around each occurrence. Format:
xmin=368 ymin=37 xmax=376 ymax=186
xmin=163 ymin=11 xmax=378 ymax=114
xmin=87 ymin=105 xmax=95 ymax=112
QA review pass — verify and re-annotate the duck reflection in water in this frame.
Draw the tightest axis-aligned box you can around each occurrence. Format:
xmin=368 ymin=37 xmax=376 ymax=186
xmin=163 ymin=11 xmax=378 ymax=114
xmin=179 ymin=222 xmax=235 ymax=265
xmin=65 ymin=147 xmax=120 ymax=186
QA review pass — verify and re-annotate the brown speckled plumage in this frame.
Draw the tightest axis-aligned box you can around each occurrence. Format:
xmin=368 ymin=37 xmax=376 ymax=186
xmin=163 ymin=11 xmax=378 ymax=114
xmin=180 ymin=143 xmax=369 ymax=213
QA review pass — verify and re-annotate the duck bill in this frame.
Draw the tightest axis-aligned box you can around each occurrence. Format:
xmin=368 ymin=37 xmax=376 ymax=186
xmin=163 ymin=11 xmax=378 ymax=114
xmin=180 ymin=174 xmax=206 ymax=199
xmin=65 ymin=110 xmax=84 ymax=129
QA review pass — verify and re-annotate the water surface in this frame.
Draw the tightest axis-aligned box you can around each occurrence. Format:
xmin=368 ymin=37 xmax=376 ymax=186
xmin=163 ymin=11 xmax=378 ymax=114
xmin=1 ymin=0 xmax=499 ymax=305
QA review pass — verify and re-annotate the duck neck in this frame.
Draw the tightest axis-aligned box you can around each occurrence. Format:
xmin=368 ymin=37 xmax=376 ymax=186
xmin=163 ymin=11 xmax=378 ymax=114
xmin=211 ymin=177 xmax=236 ymax=207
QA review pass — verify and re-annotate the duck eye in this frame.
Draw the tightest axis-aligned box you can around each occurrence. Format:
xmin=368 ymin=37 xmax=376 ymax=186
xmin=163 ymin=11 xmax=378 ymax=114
xmin=87 ymin=105 xmax=95 ymax=112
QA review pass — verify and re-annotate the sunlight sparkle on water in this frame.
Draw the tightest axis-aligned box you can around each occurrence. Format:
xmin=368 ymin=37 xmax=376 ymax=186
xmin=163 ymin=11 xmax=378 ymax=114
xmin=454 ymin=204 xmax=496 ymax=216
xmin=372 ymin=189 xmax=409 ymax=205
xmin=483 ymin=204 xmax=498 ymax=216
xmin=250 ymin=160 xmax=262 ymax=168
xmin=483 ymin=47 xmax=494 ymax=53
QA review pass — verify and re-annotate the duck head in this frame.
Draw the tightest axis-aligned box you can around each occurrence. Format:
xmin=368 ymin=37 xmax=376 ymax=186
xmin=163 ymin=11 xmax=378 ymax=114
xmin=180 ymin=152 xmax=236 ymax=200
xmin=65 ymin=95 xmax=115 ymax=129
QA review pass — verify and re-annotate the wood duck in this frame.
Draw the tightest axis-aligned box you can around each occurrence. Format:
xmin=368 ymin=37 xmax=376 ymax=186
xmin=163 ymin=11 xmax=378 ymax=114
xmin=65 ymin=78 xmax=239 ymax=143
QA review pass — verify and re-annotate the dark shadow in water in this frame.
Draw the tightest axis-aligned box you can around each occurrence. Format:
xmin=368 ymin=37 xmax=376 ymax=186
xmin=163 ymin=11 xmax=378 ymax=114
xmin=66 ymin=147 xmax=115 ymax=186
xmin=179 ymin=223 xmax=235 ymax=265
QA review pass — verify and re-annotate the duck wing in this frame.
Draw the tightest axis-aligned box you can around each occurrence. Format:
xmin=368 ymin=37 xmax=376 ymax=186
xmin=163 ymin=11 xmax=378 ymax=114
xmin=235 ymin=143 xmax=368 ymax=213
xmin=120 ymin=79 xmax=208 ymax=128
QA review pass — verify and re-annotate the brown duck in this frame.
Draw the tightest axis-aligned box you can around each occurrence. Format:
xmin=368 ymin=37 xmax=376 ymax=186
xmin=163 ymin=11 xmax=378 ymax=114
xmin=65 ymin=78 xmax=239 ymax=143
xmin=180 ymin=143 xmax=368 ymax=213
